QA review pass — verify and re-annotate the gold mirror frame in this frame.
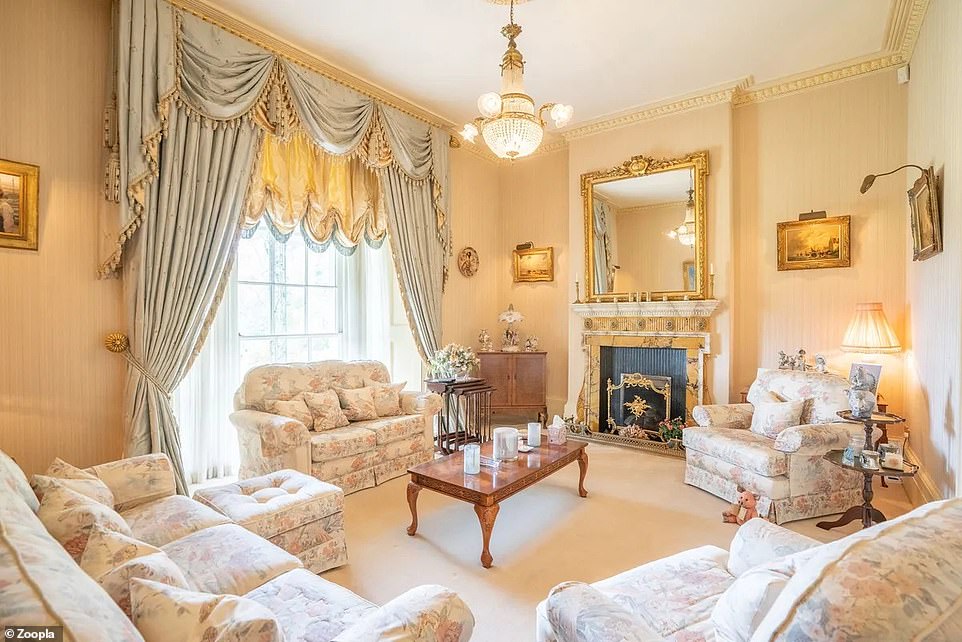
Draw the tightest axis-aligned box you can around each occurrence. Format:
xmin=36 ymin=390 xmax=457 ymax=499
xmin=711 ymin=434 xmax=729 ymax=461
xmin=581 ymin=151 xmax=709 ymax=301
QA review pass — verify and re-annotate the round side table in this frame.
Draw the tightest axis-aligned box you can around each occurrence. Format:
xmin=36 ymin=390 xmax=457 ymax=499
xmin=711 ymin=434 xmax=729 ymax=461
xmin=816 ymin=410 xmax=916 ymax=530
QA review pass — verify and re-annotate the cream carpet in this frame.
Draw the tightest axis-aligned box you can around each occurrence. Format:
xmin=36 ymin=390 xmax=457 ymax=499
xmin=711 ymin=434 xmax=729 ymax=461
xmin=323 ymin=442 xmax=912 ymax=642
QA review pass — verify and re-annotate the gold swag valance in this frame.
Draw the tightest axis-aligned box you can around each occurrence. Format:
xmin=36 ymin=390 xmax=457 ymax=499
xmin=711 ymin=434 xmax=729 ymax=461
xmin=244 ymin=133 xmax=387 ymax=252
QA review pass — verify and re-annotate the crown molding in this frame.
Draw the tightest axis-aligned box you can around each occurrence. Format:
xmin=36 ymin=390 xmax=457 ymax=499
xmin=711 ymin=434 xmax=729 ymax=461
xmin=171 ymin=0 xmax=458 ymax=133
xmin=617 ymin=201 xmax=687 ymax=215
xmin=562 ymin=78 xmax=752 ymax=142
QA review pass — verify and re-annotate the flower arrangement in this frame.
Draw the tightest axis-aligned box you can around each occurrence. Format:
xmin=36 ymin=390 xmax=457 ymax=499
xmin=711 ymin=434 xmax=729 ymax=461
xmin=430 ymin=343 xmax=480 ymax=380
xmin=658 ymin=417 xmax=686 ymax=442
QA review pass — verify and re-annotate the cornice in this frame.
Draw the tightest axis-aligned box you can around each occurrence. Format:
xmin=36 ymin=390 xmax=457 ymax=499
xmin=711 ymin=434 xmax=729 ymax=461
xmin=171 ymin=0 xmax=457 ymax=133
xmin=617 ymin=201 xmax=687 ymax=215
xmin=562 ymin=78 xmax=751 ymax=142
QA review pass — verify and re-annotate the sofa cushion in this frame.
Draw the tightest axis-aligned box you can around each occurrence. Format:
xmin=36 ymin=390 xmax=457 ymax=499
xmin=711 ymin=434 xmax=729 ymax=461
xmin=304 ymin=389 xmax=351 ymax=431
xmin=130 ymin=578 xmax=283 ymax=642
xmin=244 ymin=568 xmax=377 ymax=642
xmin=311 ymin=425 xmax=378 ymax=462
xmin=162 ymin=523 xmax=301 ymax=596
xmin=265 ymin=394 xmax=314 ymax=429
xmin=755 ymin=498 xmax=962 ymax=641
xmin=193 ymin=470 xmax=343 ymax=540
xmin=239 ymin=360 xmax=391 ymax=411
xmin=684 ymin=426 xmax=789 ymax=477
xmin=37 ymin=484 xmax=133 ymax=561
xmin=593 ymin=545 xmax=734 ymax=639
xmin=749 ymin=399 xmax=805 ymax=439
xmin=121 ymin=495 xmax=231 ymax=547
xmin=747 ymin=368 xmax=849 ymax=425
xmin=334 ymin=386 xmax=379 ymax=421
xmin=364 ymin=379 xmax=405 ymax=417
xmin=352 ymin=415 xmax=424 ymax=446
xmin=33 ymin=458 xmax=115 ymax=506
xmin=80 ymin=526 xmax=190 ymax=617
xmin=0 ymin=448 xmax=39 ymax=512
xmin=0 ymin=487 xmax=143 ymax=641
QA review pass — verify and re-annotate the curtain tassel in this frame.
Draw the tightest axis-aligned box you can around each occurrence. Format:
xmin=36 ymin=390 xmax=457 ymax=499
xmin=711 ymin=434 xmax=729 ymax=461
xmin=104 ymin=332 xmax=172 ymax=398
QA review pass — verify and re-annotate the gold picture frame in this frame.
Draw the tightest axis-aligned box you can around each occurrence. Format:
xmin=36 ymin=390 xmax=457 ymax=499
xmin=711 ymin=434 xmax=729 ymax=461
xmin=776 ymin=215 xmax=851 ymax=271
xmin=513 ymin=246 xmax=554 ymax=282
xmin=908 ymin=168 xmax=942 ymax=261
xmin=0 ymin=158 xmax=39 ymax=251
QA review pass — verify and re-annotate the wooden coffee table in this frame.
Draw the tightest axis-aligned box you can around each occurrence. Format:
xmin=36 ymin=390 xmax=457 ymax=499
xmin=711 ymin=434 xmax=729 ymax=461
xmin=406 ymin=440 xmax=588 ymax=568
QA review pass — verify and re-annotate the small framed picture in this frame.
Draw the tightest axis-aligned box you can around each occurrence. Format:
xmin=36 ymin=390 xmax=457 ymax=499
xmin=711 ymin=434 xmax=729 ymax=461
xmin=0 ymin=158 xmax=39 ymax=251
xmin=513 ymin=246 xmax=554 ymax=283
xmin=908 ymin=169 xmax=942 ymax=261
xmin=683 ymin=260 xmax=696 ymax=291
xmin=849 ymin=363 xmax=882 ymax=394
xmin=776 ymin=215 xmax=851 ymax=271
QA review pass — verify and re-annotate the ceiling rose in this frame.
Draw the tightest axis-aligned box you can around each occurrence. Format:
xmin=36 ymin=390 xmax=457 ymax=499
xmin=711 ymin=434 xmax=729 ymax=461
xmin=460 ymin=0 xmax=572 ymax=160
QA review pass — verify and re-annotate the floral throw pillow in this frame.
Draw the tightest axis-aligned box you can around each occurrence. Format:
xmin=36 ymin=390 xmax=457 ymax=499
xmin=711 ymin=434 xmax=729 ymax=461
xmin=37 ymin=484 xmax=133 ymax=561
xmin=80 ymin=526 xmax=190 ymax=616
xmin=750 ymin=399 xmax=806 ymax=439
xmin=333 ymin=386 xmax=379 ymax=422
xmin=303 ymin=390 xmax=350 ymax=431
xmin=130 ymin=578 xmax=284 ymax=642
xmin=364 ymin=379 xmax=406 ymax=417
xmin=264 ymin=394 xmax=314 ymax=430
xmin=32 ymin=458 xmax=115 ymax=507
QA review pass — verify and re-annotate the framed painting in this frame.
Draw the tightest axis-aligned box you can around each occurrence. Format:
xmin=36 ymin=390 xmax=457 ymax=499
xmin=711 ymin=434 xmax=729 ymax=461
xmin=908 ymin=168 xmax=942 ymax=261
xmin=849 ymin=363 xmax=882 ymax=394
xmin=776 ymin=215 xmax=850 ymax=271
xmin=513 ymin=246 xmax=554 ymax=282
xmin=0 ymin=159 xmax=39 ymax=251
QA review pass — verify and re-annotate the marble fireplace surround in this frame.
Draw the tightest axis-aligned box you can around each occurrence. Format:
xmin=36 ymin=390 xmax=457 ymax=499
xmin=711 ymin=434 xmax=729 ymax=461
xmin=572 ymin=300 xmax=720 ymax=432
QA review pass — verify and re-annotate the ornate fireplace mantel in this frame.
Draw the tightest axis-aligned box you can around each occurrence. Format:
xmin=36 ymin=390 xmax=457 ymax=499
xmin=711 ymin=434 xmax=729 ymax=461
xmin=571 ymin=299 xmax=720 ymax=318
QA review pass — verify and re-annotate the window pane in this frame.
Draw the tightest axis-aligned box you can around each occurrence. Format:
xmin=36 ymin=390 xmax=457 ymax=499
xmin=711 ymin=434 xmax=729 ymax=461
xmin=307 ymin=287 xmax=338 ymax=334
xmin=239 ymin=338 xmax=272 ymax=372
xmin=273 ymin=232 xmax=306 ymax=285
xmin=276 ymin=337 xmax=310 ymax=363
xmin=310 ymin=336 xmax=342 ymax=361
xmin=237 ymin=284 xmax=271 ymax=336
xmin=308 ymin=248 xmax=336 ymax=286
xmin=237 ymin=225 xmax=272 ymax=283
xmin=272 ymin=286 xmax=305 ymax=335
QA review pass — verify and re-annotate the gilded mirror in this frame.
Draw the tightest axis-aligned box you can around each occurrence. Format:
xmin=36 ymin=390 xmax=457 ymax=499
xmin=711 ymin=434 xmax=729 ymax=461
xmin=582 ymin=151 xmax=709 ymax=301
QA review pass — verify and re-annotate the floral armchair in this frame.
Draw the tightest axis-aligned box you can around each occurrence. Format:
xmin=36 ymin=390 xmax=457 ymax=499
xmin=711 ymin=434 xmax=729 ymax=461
xmin=683 ymin=368 xmax=867 ymax=524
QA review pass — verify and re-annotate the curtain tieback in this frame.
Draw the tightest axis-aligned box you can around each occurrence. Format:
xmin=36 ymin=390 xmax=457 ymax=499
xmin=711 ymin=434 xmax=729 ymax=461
xmin=104 ymin=332 xmax=172 ymax=398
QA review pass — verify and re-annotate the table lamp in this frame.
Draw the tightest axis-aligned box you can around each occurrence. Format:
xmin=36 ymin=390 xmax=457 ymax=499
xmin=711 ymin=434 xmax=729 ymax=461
xmin=840 ymin=303 xmax=901 ymax=354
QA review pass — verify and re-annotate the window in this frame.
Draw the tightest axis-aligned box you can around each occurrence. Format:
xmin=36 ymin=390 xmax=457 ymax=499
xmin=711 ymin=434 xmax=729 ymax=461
xmin=236 ymin=225 xmax=345 ymax=374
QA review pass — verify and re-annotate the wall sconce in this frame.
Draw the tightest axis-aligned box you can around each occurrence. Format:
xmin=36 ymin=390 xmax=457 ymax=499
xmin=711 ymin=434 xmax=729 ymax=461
xmin=859 ymin=164 xmax=943 ymax=261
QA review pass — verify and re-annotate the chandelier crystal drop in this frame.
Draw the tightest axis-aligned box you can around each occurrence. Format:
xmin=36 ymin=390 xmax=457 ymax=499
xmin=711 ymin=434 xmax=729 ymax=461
xmin=461 ymin=0 xmax=573 ymax=159
xmin=668 ymin=171 xmax=696 ymax=246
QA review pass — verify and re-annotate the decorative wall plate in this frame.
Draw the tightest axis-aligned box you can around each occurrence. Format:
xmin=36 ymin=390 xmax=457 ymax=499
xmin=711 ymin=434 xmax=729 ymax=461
xmin=458 ymin=246 xmax=480 ymax=277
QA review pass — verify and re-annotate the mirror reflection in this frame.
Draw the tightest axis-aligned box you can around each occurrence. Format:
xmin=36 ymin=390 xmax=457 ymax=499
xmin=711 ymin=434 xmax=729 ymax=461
xmin=591 ymin=167 xmax=696 ymax=296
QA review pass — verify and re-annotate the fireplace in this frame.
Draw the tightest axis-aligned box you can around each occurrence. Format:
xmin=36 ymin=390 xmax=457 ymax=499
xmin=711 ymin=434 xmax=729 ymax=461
xmin=600 ymin=346 xmax=688 ymax=433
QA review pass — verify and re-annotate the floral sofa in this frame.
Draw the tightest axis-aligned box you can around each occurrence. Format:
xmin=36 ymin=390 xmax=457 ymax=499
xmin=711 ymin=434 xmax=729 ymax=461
xmin=0 ymin=449 xmax=474 ymax=641
xmin=684 ymin=368 xmax=867 ymax=524
xmin=230 ymin=360 xmax=441 ymax=494
xmin=538 ymin=498 xmax=962 ymax=641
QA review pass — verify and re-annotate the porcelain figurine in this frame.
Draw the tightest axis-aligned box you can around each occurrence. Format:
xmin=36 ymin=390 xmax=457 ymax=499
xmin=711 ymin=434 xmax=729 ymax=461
xmin=846 ymin=367 xmax=877 ymax=419
xmin=524 ymin=336 xmax=539 ymax=352
xmin=478 ymin=329 xmax=493 ymax=352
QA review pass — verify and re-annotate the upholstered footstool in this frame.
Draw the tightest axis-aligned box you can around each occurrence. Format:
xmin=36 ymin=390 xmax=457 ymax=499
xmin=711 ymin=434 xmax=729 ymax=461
xmin=193 ymin=470 xmax=347 ymax=574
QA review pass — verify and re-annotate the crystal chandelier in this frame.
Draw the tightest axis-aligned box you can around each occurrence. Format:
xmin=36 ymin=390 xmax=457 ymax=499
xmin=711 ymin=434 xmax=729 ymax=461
xmin=459 ymin=0 xmax=573 ymax=159
xmin=667 ymin=185 xmax=696 ymax=247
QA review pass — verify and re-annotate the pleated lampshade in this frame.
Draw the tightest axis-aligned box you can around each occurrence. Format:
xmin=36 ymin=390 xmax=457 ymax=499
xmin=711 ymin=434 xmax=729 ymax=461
xmin=840 ymin=302 xmax=901 ymax=354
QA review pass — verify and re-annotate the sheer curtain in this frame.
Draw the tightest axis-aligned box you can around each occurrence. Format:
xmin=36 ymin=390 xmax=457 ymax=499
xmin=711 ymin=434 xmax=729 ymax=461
xmin=172 ymin=274 xmax=242 ymax=484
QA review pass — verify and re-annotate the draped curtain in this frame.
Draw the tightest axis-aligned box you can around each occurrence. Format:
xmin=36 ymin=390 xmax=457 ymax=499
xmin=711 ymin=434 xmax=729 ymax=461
xmin=105 ymin=0 xmax=451 ymax=492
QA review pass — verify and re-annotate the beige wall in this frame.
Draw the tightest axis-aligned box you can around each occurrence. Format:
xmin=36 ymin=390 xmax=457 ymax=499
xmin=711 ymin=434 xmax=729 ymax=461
xmin=499 ymin=149 xmax=569 ymax=414
xmin=0 ymin=0 xmax=124 ymax=476
xmin=565 ymin=103 xmax=735 ymax=411
xmin=904 ymin=0 xmax=962 ymax=498
xmin=614 ymin=203 xmax=695 ymax=294
xmin=733 ymin=71 xmax=908 ymax=412
xmin=442 ymin=148 xmax=502 ymax=350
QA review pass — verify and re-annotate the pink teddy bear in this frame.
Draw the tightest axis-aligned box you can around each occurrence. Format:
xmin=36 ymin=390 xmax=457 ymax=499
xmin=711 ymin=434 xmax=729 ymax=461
xmin=722 ymin=488 xmax=759 ymax=525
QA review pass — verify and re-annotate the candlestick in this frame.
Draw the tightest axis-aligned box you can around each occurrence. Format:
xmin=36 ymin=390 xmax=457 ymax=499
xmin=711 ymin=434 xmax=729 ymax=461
xmin=709 ymin=263 xmax=715 ymax=276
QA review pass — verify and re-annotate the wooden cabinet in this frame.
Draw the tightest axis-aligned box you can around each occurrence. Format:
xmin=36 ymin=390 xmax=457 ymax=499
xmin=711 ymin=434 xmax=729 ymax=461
xmin=478 ymin=351 xmax=547 ymax=420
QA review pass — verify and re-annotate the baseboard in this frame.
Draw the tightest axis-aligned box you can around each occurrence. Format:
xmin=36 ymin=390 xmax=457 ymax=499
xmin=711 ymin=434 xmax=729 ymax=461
xmin=903 ymin=443 xmax=942 ymax=506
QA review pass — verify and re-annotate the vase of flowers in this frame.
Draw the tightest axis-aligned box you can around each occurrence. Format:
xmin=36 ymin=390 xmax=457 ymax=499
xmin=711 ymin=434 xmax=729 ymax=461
xmin=430 ymin=343 xmax=481 ymax=381
xmin=658 ymin=417 xmax=687 ymax=449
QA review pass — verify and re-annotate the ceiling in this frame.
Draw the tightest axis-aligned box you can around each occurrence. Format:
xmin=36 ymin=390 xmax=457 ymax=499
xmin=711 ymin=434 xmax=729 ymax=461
xmin=208 ymin=0 xmax=896 ymax=127
xmin=594 ymin=169 xmax=691 ymax=209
